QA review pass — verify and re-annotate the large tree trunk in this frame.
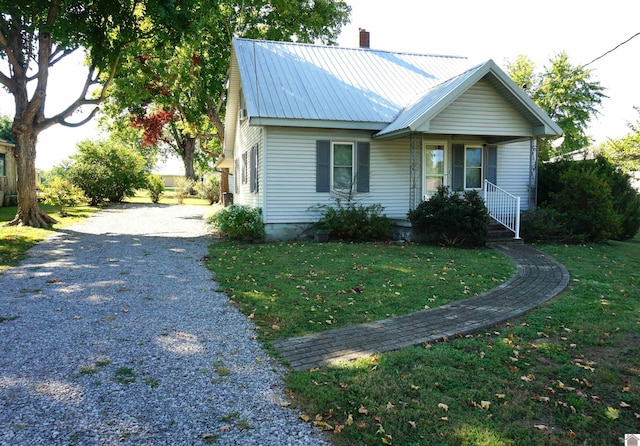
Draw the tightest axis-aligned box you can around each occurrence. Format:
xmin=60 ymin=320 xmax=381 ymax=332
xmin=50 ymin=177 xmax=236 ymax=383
xmin=182 ymin=135 xmax=197 ymax=181
xmin=5 ymin=123 xmax=58 ymax=227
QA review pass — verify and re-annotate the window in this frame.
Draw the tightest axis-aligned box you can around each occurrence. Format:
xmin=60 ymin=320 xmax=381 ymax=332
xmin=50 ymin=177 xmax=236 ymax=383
xmin=424 ymin=143 xmax=445 ymax=197
xmin=241 ymin=151 xmax=248 ymax=184
xmin=332 ymin=142 xmax=354 ymax=190
xmin=0 ymin=153 xmax=5 ymax=176
xmin=316 ymin=140 xmax=369 ymax=193
xmin=465 ymin=146 xmax=483 ymax=189
xmin=249 ymin=144 xmax=258 ymax=193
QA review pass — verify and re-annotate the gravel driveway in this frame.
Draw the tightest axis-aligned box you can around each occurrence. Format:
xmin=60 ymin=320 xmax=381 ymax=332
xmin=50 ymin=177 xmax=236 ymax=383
xmin=0 ymin=204 xmax=328 ymax=446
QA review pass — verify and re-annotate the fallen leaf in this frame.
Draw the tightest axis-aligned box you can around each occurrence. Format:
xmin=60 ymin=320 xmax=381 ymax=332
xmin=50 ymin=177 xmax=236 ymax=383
xmin=438 ymin=403 xmax=448 ymax=412
xmin=408 ymin=421 xmax=417 ymax=429
xmin=480 ymin=401 xmax=491 ymax=410
xmin=532 ymin=396 xmax=550 ymax=403
xmin=280 ymin=401 xmax=291 ymax=407
xmin=619 ymin=401 xmax=631 ymax=408
xmin=358 ymin=406 xmax=369 ymax=415
xmin=533 ymin=424 xmax=548 ymax=431
xmin=438 ymin=417 xmax=448 ymax=421
xmin=46 ymin=279 xmax=61 ymax=283
xmin=410 ymin=384 xmax=420 ymax=390
xmin=381 ymin=437 xmax=392 ymax=445
xmin=219 ymin=425 xmax=232 ymax=432
xmin=605 ymin=407 xmax=619 ymax=420
xmin=386 ymin=402 xmax=395 ymax=410
xmin=339 ymin=382 xmax=349 ymax=388
xmin=520 ymin=374 xmax=535 ymax=382
xmin=591 ymin=396 xmax=603 ymax=404
xmin=495 ymin=394 xmax=506 ymax=399
xmin=300 ymin=414 xmax=310 ymax=422
xmin=333 ymin=424 xmax=344 ymax=434
xmin=568 ymin=430 xmax=577 ymax=439
xmin=634 ymin=412 xmax=640 ymax=419
xmin=346 ymin=414 xmax=353 ymax=426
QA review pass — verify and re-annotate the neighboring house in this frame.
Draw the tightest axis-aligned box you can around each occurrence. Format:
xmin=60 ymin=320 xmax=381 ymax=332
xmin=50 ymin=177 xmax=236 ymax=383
xmin=0 ymin=138 xmax=18 ymax=206
xmin=219 ymin=34 xmax=562 ymax=241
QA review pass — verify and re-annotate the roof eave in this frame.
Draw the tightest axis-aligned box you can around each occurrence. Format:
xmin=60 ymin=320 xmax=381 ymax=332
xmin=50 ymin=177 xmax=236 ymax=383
xmin=248 ymin=116 xmax=386 ymax=131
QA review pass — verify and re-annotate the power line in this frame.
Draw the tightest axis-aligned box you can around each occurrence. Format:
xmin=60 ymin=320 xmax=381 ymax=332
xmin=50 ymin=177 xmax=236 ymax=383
xmin=582 ymin=31 xmax=640 ymax=68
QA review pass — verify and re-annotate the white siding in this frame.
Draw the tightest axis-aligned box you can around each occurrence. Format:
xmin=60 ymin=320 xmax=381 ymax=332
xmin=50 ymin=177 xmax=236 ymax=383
xmin=427 ymin=79 xmax=532 ymax=136
xmin=233 ymin=118 xmax=264 ymax=208
xmin=263 ymin=128 xmax=411 ymax=224
xmin=497 ymin=140 xmax=532 ymax=211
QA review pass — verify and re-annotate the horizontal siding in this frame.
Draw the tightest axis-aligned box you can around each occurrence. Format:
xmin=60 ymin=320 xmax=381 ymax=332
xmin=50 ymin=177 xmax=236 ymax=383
xmin=428 ymin=79 xmax=532 ymax=136
xmin=497 ymin=140 xmax=532 ymax=211
xmin=264 ymin=128 xmax=411 ymax=224
xmin=233 ymin=120 xmax=263 ymax=208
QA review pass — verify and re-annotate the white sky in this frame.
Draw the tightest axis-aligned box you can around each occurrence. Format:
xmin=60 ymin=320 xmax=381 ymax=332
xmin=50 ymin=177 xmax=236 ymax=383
xmin=1 ymin=0 xmax=639 ymax=170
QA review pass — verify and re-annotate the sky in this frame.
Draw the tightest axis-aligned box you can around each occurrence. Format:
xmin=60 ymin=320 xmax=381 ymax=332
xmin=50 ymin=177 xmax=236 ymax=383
xmin=1 ymin=0 xmax=639 ymax=170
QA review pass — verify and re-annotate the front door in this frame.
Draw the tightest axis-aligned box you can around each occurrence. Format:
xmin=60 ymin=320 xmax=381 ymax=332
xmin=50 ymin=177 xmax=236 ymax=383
xmin=424 ymin=143 xmax=445 ymax=198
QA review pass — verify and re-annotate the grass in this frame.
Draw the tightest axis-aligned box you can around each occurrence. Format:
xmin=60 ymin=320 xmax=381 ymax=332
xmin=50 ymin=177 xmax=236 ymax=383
xmin=125 ymin=188 xmax=210 ymax=206
xmin=278 ymin=237 xmax=640 ymax=445
xmin=0 ymin=203 xmax=100 ymax=273
xmin=207 ymin=242 xmax=515 ymax=341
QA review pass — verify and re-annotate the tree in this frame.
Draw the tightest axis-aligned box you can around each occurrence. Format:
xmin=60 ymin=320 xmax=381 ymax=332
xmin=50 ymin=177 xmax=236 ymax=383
xmin=506 ymin=53 xmax=607 ymax=159
xmin=0 ymin=1 xmax=196 ymax=227
xmin=596 ymin=106 xmax=640 ymax=174
xmin=104 ymin=0 xmax=351 ymax=182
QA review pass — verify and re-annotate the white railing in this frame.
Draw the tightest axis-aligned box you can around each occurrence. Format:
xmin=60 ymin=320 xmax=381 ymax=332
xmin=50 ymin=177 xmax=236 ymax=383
xmin=484 ymin=180 xmax=521 ymax=239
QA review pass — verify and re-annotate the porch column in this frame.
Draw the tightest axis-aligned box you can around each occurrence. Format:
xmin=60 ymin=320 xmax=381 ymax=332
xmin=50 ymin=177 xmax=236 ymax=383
xmin=409 ymin=133 xmax=423 ymax=209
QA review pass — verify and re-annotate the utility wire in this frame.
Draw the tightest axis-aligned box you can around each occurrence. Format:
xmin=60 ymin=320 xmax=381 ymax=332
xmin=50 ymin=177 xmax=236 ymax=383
xmin=582 ymin=31 xmax=640 ymax=68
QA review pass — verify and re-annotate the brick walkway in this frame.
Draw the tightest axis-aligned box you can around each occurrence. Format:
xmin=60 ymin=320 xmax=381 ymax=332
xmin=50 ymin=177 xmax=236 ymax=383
xmin=271 ymin=244 xmax=570 ymax=371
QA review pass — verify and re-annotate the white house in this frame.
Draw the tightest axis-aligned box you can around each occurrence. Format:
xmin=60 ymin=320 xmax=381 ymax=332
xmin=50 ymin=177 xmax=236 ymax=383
xmin=218 ymin=34 xmax=562 ymax=241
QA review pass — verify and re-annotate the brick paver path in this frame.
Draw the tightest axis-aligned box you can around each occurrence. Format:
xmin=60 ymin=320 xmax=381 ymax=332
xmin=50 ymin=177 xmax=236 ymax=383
xmin=271 ymin=244 xmax=570 ymax=371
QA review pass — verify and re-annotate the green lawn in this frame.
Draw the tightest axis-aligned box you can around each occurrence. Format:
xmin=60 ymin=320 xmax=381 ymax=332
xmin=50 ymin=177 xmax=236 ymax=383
xmin=210 ymin=238 xmax=640 ymax=445
xmin=0 ymin=203 xmax=100 ymax=272
xmin=207 ymin=242 xmax=515 ymax=341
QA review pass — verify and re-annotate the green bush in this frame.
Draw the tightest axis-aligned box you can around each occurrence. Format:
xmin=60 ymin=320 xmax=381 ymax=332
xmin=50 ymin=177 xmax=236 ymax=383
xmin=69 ymin=139 xmax=148 ymax=205
xmin=537 ymin=156 xmax=640 ymax=242
xmin=520 ymin=208 xmax=570 ymax=243
xmin=315 ymin=197 xmax=392 ymax=242
xmin=146 ymin=174 xmax=165 ymax=204
xmin=408 ymin=186 xmax=488 ymax=247
xmin=39 ymin=177 xmax=85 ymax=216
xmin=209 ymin=205 xmax=265 ymax=240
xmin=196 ymin=175 xmax=220 ymax=205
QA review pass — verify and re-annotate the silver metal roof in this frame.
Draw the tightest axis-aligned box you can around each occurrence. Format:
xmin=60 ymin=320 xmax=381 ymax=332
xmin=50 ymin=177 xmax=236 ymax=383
xmin=234 ymin=38 xmax=475 ymax=126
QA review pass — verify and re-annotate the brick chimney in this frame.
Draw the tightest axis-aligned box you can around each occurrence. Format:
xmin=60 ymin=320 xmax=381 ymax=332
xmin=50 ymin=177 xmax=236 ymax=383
xmin=359 ymin=28 xmax=370 ymax=49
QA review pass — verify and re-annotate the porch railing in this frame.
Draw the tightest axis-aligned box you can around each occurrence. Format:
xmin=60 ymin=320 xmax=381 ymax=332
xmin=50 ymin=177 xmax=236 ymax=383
xmin=484 ymin=180 xmax=521 ymax=239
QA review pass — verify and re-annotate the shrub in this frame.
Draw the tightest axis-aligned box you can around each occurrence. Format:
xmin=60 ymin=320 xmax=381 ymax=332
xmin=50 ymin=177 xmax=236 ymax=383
xmin=39 ymin=177 xmax=85 ymax=216
xmin=520 ymin=208 xmax=570 ymax=243
xmin=146 ymin=174 xmax=165 ymax=204
xmin=209 ymin=205 xmax=265 ymax=240
xmin=69 ymin=139 xmax=148 ymax=205
xmin=196 ymin=175 xmax=220 ymax=205
xmin=174 ymin=177 xmax=196 ymax=204
xmin=408 ymin=186 xmax=488 ymax=247
xmin=537 ymin=156 xmax=640 ymax=242
xmin=314 ymin=196 xmax=392 ymax=242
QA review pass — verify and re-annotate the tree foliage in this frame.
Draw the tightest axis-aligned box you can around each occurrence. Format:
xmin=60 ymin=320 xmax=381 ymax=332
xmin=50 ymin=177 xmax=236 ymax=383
xmin=69 ymin=138 xmax=149 ymax=205
xmin=0 ymin=0 xmax=198 ymax=226
xmin=506 ymin=53 xmax=607 ymax=159
xmin=596 ymin=106 xmax=640 ymax=174
xmin=104 ymin=0 xmax=351 ymax=179
xmin=0 ymin=114 xmax=13 ymax=142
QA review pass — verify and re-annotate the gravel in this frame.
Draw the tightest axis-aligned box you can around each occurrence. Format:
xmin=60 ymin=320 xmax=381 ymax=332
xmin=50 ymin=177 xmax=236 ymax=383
xmin=0 ymin=204 xmax=329 ymax=446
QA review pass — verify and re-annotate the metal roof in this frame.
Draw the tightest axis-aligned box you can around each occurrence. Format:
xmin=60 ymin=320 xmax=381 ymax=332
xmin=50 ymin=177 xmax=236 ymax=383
xmin=233 ymin=38 xmax=475 ymax=126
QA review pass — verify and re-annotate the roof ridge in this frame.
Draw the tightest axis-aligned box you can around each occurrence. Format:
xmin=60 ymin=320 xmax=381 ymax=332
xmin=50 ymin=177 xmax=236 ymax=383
xmin=233 ymin=37 xmax=468 ymax=60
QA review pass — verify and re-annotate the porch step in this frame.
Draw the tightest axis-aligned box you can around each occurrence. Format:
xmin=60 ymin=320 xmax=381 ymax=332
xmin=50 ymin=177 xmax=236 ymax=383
xmin=486 ymin=221 xmax=523 ymax=245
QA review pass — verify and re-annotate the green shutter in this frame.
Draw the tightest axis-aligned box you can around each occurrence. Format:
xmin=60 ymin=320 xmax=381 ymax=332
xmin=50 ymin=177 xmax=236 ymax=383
xmin=486 ymin=145 xmax=498 ymax=185
xmin=356 ymin=141 xmax=370 ymax=193
xmin=316 ymin=140 xmax=331 ymax=192
xmin=452 ymin=144 xmax=464 ymax=190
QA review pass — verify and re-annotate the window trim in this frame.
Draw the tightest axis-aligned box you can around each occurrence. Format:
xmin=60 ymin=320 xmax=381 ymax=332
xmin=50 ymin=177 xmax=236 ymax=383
xmin=0 ymin=152 xmax=5 ymax=177
xmin=464 ymin=145 xmax=483 ymax=190
xmin=330 ymin=141 xmax=355 ymax=191
xmin=241 ymin=151 xmax=248 ymax=185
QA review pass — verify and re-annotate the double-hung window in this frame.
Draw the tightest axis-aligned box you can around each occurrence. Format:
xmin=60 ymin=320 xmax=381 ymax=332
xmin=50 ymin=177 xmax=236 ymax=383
xmin=0 ymin=153 xmax=5 ymax=176
xmin=465 ymin=146 xmax=483 ymax=189
xmin=332 ymin=142 xmax=354 ymax=190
